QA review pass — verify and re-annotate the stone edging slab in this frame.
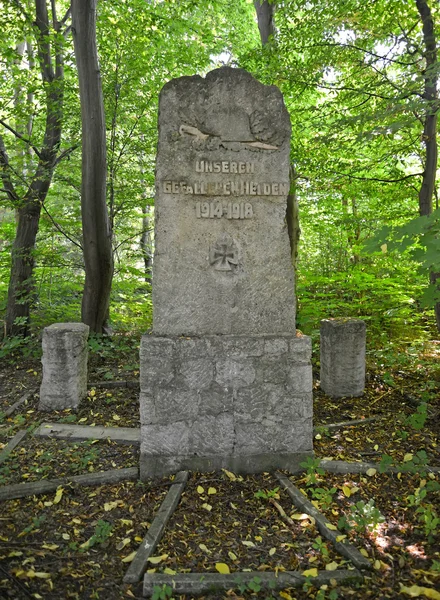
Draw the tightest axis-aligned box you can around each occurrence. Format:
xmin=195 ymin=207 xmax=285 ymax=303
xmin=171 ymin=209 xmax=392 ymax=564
xmin=4 ymin=388 xmax=38 ymax=417
xmin=143 ymin=568 xmax=363 ymax=597
xmin=319 ymin=459 xmax=440 ymax=475
xmin=276 ymin=472 xmax=372 ymax=571
xmin=88 ymin=381 xmax=139 ymax=389
xmin=0 ymin=467 xmax=139 ymax=501
xmin=313 ymin=416 xmax=380 ymax=433
xmin=124 ymin=470 xmax=189 ymax=583
xmin=34 ymin=422 xmax=140 ymax=445
xmin=0 ymin=430 xmax=28 ymax=465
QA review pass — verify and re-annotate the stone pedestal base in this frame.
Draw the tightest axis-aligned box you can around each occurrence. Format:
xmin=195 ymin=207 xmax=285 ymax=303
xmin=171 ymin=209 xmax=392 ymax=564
xmin=139 ymin=334 xmax=313 ymax=479
xmin=39 ymin=323 xmax=89 ymax=411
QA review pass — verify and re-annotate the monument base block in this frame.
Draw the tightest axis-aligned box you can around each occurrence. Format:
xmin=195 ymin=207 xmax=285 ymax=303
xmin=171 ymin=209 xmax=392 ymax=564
xmin=139 ymin=334 xmax=313 ymax=479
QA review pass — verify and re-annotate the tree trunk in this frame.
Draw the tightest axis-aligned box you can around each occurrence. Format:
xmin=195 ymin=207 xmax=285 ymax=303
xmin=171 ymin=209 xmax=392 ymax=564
xmin=286 ymin=167 xmax=300 ymax=270
xmin=141 ymin=206 xmax=153 ymax=282
xmin=4 ymin=0 xmax=64 ymax=337
xmin=72 ymin=0 xmax=114 ymax=333
xmin=253 ymin=0 xmax=275 ymax=45
xmin=416 ymin=0 xmax=440 ymax=330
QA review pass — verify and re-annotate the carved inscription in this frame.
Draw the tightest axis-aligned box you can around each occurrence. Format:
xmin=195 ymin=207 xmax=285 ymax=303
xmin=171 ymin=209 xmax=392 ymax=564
xmin=195 ymin=160 xmax=255 ymax=174
xmin=196 ymin=201 xmax=253 ymax=220
xmin=163 ymin=181 xmax=289 ymax=197
xmin=160 ymin=158 xmax=288 ymax=223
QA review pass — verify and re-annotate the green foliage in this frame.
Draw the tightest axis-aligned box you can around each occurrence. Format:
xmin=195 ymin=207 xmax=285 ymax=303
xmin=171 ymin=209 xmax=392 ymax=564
xmin=338 ymin=499 xmax=385 ymax=533
xmin=300 ymin=457 xmax=325 ymax=485
xmin=365 ymin=209 xmax=440 ymax=310
xmin=254 ymin=487 xmax=280 ymax=500
xmin=407 ymin=477 xmax=440 ymax=542
xmin=152 ymin=584 xmax=173 ymax=600
xmin=79 ymin=519 xmax=113 ymax=551
xmin=405 ymin=403 xmax=429 ymax=431
xmin=309 ymin=487 xmax=337 ymax=511
xmin=312 ymin=535 xmax=329 ymax=558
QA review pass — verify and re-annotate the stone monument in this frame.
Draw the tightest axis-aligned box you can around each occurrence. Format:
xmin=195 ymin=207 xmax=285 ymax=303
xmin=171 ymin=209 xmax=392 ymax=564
xmin=139 ymin=67 xmax=313 ymax=478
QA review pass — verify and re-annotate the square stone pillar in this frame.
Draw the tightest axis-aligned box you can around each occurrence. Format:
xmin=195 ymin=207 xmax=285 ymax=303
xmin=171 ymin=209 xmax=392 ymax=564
xmin=39 ymin=323 xmax=89 ymax=411
xmin=320 ymin=318 xmax=366 ymax=398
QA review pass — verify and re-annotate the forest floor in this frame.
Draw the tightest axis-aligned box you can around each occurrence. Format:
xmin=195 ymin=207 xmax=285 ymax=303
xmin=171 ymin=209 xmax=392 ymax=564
xmin=0 ymin=337 xmax=439 ymax=600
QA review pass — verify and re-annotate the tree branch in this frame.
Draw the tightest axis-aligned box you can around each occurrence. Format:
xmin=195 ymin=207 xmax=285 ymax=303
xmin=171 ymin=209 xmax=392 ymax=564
xmin=34 ymin=0 xmax=54 ymax=83
xmin=41 ymin=203 xmax=83 ymax=250
xmin=53 ymin=144 xmax=79 ymax=166
xmin=0 ymin=119 xmax=42 ymax=158
xmin=0 ymin=134 xmax=18 ymax=203
xmin=331 ymin=171 xmax=423 ymax=183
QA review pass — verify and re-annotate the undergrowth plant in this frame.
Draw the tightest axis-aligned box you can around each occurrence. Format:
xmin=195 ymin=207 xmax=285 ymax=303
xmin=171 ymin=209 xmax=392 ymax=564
xmin=338 ymin=499 xmax=385 ymax=533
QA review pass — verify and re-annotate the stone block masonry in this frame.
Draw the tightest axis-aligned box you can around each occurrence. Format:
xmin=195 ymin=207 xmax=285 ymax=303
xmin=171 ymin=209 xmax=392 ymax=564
xmin=140 ymin=334 xmax=313 ymax=478
xmin=39 ymin=323 xmax=89 ymax=411
xmin=320 ymin=318 xmax=366 ymax=398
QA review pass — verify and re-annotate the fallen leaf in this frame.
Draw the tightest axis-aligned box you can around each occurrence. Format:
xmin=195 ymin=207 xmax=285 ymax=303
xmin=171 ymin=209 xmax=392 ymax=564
xmin=360 ymin=549 xmax=369 ymax=557
xmin=302 ymin=568 xmax=318 ymax=577
xmin=400 ymin=584 xmax=440 ymax=599
xmin=325 ymin=523 xmax=337 ymax=531
xmin=62 ymin=533 xmax=70 ymax=540
xmin=116 ymin=538 xmax=131 ymax=550
xmin=53 ymin=487 xmax=63 ymax=505
xmin=41 ymin=544 xmax=59 ymax=551
xmin=197 ymin=485 xmax=205 ymax=494
xmin=222 ymin=469 xmax=236 ymax=481
xmin=112 ymin=414 xmax=121 ymax=421
xmin=228 ymin=551 xmax=237 ymax=561
xmin=403 ymin=453 xmax=414 ymax=463
xmin=269 ymin=547 xmax=276 ymax=556
xmin=202 ymin=503 xmax=212 ymax=511
xmin=208 ymin=487 xmax=217 ymax=495
xmin=147 ymin=554 xmax=168 ymax=564
xmin=336 ymin=535 xmax=346 ymax=542
xmin=326 ymin=562 xmax=338 ymax=571
xmin=366 ymin=468 xmax=377 ymax=477
xmin=199 ymin=544 xmax=210 ymax=553
xmin=164 ymin=568 xmax=176 ymax=575
xmin=121 ymin=551 xmax=137 ymax=563
xmin=242 ymin=540 xmax=256 ymax=548
xmin=215 ymin=562 xmax=230 ymax=574
xmin=104 ymin=501 xmax=119 ymax=511
xmin=342 ymin=485 xmax=351 ymax=497
xmin=26 ymin=571 xmax=51 ymax=579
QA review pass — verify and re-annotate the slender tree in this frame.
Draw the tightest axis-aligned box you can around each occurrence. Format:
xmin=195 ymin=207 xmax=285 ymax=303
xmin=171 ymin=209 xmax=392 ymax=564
xmin=2 ymin=0 xmax=68 ymax=337
xmin=416 ymin=0 xmax=440 ymax=329
xmin=71 ymin=0 xmax=114 ymax=333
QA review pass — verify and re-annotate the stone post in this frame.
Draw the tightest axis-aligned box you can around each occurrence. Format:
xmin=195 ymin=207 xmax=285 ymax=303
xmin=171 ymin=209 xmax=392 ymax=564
xmin=39 ymin=323 xmax=89 ymax=411
xmin=320 ymin=318 xmax=366 ymax=398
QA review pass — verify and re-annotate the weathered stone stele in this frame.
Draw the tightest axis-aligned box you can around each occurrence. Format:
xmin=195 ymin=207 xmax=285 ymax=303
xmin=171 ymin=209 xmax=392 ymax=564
xmin=153 ymin=67 xmax=295 ymax=335
xmin=140 ymin=68 xmax=313 ymax=478
xmin=320 ymin=318 xmax=366 ymax=398
xmin=39 ymin=323 xmax=89 ymax=411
